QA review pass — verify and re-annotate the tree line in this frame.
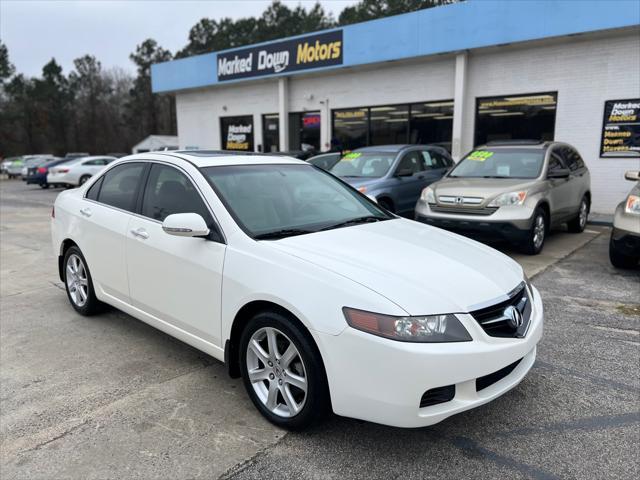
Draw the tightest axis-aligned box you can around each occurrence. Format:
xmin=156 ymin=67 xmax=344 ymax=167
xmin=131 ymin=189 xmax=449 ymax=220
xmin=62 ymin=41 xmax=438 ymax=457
xmin=0 ymin=0 xmax=455 ymax=157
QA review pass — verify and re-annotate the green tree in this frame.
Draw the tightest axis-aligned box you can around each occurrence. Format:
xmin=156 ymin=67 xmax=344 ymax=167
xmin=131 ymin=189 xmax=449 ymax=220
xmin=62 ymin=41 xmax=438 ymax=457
xmin=0 ymin=41 xmax=15 ymax=84
xmin=33 ymin=59 xmax=71 ymax=154
xmin=128 ymin=39 xmax=174 ymax=138
xmin=338 ymin=0 xmax=456 ymax=25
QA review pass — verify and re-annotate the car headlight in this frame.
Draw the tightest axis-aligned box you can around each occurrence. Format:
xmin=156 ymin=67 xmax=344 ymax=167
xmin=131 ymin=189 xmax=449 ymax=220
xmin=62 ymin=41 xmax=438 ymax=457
xmin=625 ymin=195 xmax=640 ymax=215
xmin=488 ymin=190 xmax=527 ymax=207
xmin=343 ymin=307 xmax=471 ymax=342
xmin=421 ymin=186 xmax=436 ymax=204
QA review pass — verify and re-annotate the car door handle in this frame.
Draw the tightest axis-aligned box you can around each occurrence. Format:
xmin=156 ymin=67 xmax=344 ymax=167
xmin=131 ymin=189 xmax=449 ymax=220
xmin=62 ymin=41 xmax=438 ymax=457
xmin=79 ymin=207 xmax=92 ymax=217
xmin=130 ymin=228 xmax=149 ymax=240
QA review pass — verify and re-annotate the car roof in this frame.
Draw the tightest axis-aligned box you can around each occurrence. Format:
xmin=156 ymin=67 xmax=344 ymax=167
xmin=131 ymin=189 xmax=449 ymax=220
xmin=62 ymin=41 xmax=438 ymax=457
xmin=124 ymin=150 xmax=308 ymax=168
xmin=355 ymin=144 xmax=413 ymax=153
xmin=479 ymin=140 xmax=555 ymax=149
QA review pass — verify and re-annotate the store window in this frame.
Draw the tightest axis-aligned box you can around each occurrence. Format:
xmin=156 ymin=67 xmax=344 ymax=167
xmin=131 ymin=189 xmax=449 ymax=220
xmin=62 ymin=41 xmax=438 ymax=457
xmin=262 ymin=114 xmax=279 ymax=152
xmin=333 ymin=108 xmax=368 ymax=151
xmin=409 ymin=101 xmax=454 ymax=151
xmin=220 ymin=115 xmax=254 ymax=151
xmin=332 ymin=101 xmax=454 ymax=152
xmin=475 ymin=92 xmax=557 ymax=146
xmin=289 ymin=112 xmax=321 ymax=152
xmin=370 ymin=105 xmax=409 ymax=145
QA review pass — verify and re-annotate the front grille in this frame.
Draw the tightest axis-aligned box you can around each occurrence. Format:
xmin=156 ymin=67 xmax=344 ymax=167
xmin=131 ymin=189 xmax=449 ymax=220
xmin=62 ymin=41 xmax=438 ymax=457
xmin=419 ymin=385 xmax=455 ymax=408
xmin=476 ymin=358 xmax=522 ymax=391
xmin=430 ymin=204 xmax=499 ymax=216
xmin=470 ymin=282 xmax=531 ymax=338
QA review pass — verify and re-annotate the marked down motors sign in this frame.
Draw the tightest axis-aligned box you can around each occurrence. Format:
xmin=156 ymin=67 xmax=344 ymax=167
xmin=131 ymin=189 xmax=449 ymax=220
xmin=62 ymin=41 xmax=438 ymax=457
xmin=217 ymin=30 xmax=343 ymax=81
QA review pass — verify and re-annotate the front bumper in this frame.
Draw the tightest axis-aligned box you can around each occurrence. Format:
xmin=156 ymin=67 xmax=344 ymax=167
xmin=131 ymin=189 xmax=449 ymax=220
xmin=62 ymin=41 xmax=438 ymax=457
xmin=415 ymin=200 xmax=533 ymax=242
xmin=315 ymin=285 xmax=543 ymax=428
xmin=611 ymin=227 xmax=640 ymax=257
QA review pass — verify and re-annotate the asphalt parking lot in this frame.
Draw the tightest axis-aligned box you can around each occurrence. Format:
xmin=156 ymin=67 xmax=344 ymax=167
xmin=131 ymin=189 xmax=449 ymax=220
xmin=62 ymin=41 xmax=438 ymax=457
xmin=1 ymin=178 xmax=638 ymax=480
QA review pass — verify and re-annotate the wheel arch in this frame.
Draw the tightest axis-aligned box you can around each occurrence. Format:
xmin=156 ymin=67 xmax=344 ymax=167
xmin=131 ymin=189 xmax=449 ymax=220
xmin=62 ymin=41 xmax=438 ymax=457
xmin=58 ymin=238 xmax=79 ymax=281
xmin=225 ymin=300 xmax=328 ymax=389
xmin=535 ymin=200 xmax=551 ymax=228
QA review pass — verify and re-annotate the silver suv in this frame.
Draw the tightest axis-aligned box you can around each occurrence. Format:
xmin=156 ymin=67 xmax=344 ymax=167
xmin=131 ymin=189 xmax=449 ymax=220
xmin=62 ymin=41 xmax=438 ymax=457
xmin=415 ymin=141 xmax=591 ymax=254
xmin=609 ymin=171 xmax=640 ymax=268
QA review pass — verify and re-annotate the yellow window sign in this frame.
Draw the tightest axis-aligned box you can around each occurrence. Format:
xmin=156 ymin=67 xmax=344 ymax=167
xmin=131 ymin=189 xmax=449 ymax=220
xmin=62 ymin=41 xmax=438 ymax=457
xmin=467 ymin=150 xmax=494 ymax=161
xmin=342 ymin=152 xmax=361 ymax=161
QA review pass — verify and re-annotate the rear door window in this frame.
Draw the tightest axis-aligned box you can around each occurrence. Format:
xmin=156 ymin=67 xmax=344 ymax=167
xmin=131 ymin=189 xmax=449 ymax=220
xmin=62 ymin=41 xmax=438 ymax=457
xmin=96 ymin=163 xmax=145 ymax=212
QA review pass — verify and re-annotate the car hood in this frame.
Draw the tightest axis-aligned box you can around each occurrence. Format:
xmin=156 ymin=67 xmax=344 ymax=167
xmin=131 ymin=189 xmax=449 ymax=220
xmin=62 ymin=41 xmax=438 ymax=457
xmin=269 ymin=218 xmax=523 ymax=315
xmin=433 ymin=177 xmax=538 ymax=203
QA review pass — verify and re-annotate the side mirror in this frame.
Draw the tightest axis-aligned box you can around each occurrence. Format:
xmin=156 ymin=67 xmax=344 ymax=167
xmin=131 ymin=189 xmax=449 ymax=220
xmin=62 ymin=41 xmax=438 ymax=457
xmin=547 ymin=168 xmax=570 ymax=179
xmin=624 ymin=170 xmax=640 ymax=182
xmin=396 ymin=167 xmax=414 ymax=178
xmin=162 ymin=213 xmax=210 ymax=238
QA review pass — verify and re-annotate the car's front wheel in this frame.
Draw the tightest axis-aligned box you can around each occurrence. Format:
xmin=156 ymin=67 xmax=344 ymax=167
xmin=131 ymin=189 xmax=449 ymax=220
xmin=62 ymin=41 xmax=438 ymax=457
xmin=522 ymin=208 xmax=547 ymax=255
xmin=63 ymin=246 xmax=102 ymax=315
xmin=239 ymin=310 xmax=329 ymax=430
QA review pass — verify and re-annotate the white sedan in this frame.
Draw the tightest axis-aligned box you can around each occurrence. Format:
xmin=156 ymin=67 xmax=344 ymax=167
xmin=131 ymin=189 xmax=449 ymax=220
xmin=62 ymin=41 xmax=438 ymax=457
xmin=51 ymin=151 xmax=543 ymax=429
xmin=47 ymin=156 xmax=116 ymax=187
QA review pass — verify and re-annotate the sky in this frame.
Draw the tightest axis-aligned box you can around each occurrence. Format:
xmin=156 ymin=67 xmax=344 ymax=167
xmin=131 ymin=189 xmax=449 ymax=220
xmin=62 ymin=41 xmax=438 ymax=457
xmin=0 ymin=0 xmax=358 ymax=77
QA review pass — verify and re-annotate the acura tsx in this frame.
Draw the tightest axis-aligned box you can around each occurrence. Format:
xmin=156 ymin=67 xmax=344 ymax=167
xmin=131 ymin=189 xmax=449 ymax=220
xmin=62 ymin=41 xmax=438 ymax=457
xmin=51 ymin=151 xmax=543 ymax=429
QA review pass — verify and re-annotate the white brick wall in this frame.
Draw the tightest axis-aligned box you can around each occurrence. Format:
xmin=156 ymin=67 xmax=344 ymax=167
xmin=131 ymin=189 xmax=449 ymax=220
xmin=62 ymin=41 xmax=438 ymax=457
xmin=463 ymin=32 xmax=640 ymax=213
xmin=175 ymin=29 xmax=640 ymax=213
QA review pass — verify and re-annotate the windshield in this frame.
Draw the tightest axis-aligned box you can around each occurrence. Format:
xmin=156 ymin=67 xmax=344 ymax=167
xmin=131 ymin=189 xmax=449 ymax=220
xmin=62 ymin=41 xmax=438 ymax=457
xmin=330 ymin=152 xmax=395 ymax=178
xmin=449 ymin=149 xmax=544 ymax=179
xmin=201 ymin=164 xmax=392 ymax=239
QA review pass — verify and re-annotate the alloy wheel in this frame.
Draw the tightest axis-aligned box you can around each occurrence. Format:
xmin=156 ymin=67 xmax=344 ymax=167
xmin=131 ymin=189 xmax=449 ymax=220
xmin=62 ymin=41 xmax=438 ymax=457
xmin=579 ymin=200 xmax=588 ymax=229
xmin=246 ymin=327 xmax=308 ymax=418
xmin=66 ymin=254 xmax=89 ymax=307
xmin=533 ymin=215 xmax=545 ymax=250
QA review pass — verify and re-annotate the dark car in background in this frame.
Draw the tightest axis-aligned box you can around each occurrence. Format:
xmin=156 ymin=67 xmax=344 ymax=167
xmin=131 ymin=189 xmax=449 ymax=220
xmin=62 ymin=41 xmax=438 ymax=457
xmin=329 ymin=144 xmax=453 ymax=216
xmin=26 ymin=158 xmax=75 ymax=188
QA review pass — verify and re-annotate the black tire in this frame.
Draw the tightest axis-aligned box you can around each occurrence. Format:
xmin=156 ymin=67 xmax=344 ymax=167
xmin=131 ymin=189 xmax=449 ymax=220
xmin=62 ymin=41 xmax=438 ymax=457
xmin=239 ymin=310 xmax=330 ymax=430
xmin=79 ymin=175 xmax=91 ymax=186
xmin=63 ymin=246 xmax=102 ymax=315
xmin=40 ymin=183 xmax=49 ymax=189
xmin=377 ymin=198 xmax=394 ymax=213
xmin=567 ymin=196 xmax=589 ymax=233
xmin=522 ymin=207 xmax=547 ymax=255
xmin=609 ymin=237 xmax=639 ymax=269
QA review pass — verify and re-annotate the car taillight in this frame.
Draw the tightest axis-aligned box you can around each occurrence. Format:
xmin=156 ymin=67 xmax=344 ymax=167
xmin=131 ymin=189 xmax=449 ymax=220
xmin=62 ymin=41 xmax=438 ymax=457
xmin=58 ymin=168 xmax=69 ymax=173
xmin=51 ymin=206 xmax=55 ymax=218
xmin=37 ymin=167 xmax=47 ymax=174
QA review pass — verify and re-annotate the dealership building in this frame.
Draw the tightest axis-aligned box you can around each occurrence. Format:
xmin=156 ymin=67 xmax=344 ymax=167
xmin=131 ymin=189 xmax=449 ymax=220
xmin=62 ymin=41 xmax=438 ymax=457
xmin=151 ymin=0 xmax=640 ymax=214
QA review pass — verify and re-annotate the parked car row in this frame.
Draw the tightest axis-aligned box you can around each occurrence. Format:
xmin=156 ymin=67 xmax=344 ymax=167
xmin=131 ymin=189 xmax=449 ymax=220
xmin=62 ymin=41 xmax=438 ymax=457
xmin=309 ymin=141 xmax=593 ymax=255
xmin=2 ymin=154 xmax=116 ymax=188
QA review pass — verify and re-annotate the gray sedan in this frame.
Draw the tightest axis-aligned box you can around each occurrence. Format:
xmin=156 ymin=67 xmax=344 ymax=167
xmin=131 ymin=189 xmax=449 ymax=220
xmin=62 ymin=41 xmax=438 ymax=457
xmin=330 ymin=145 xmax=453 ymax=216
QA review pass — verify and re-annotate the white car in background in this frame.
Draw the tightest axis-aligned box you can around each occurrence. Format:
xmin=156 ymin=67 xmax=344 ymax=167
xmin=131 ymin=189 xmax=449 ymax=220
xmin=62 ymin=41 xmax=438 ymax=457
xmin=47 ymin=156 xmax=116 ymax=187
xmin=51 ymin=151 xmax=543 ymax=429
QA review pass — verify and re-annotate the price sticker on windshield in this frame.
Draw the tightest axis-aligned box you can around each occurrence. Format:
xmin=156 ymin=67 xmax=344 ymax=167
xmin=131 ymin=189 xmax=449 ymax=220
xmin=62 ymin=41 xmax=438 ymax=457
xmin=468 ymin=150 xmax=494 ymax=161
xmin=342 ymin=152 xmax=361 ymax=161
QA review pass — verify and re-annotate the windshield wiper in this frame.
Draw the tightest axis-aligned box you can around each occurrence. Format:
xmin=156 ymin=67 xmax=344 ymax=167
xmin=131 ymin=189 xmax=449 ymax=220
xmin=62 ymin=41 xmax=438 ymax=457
xmin=320 ymin=215 xmax=388 ymax=231
xmin=254 ymin=228 xmax=314 ymax=240
xmin=482 ymin=175 xmax=511 ymax=179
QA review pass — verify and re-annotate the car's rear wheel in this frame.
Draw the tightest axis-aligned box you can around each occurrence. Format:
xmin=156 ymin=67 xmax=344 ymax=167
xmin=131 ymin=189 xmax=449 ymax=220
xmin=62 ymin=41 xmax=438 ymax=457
xmin=79 ymin=175 xmax=91 ymax=186
xmin=522 ymin=208 xmax=547 ymax=255
xmin=63 ymin=246 xmax=101 ymax=315
xmin=239 ymin=310 xmax=329 ymax=430
xmin=609 ymin=237 xmax=639 ymax=269
xmin=40 ymin=183 xmax=49 ymax=189
xmin=567 ymin=196 xmax=589 ymax=233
